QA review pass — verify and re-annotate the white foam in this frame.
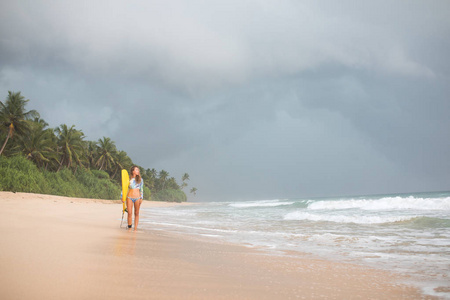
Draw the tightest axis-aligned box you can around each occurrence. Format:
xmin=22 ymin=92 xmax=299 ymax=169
xmin=143 ymin=208 xmax=195 ymax=217
xmin=283 ymin=211 xmax=415 ymax=224
xmin=199 ymin=234 xmax=220 ymax=238
xmin=144 ymin=221 xmax=239 ymax=234
xmin=229 ymin=200 xmax=294 ymax=208
xmin=308 ymin=196 xmax=450 ymax=211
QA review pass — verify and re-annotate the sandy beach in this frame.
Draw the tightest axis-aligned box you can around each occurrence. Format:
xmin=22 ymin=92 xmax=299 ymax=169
xmin=0 ymin=192 xmax=432 ymax=299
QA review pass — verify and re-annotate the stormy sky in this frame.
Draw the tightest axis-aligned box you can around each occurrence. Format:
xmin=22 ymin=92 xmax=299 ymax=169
xmin=1 ymin=0 xmax=449 ymax=201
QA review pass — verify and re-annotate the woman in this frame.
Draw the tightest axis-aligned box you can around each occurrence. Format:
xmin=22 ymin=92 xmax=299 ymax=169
xmin=126 ymin=166 xmax=144 ymax=230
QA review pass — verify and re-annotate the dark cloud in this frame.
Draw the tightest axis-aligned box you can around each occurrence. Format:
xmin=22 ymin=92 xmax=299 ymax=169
xmin=1 ymin=0 xmax=449 ymax=201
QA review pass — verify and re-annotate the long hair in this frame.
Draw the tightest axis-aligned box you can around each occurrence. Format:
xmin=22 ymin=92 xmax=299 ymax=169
xmin=130 ymin=166 xmax=141 ymax=184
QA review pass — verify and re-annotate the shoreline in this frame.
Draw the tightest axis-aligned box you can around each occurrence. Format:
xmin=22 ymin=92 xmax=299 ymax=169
xmin=0 ymin=192 xmax=433 ymax=299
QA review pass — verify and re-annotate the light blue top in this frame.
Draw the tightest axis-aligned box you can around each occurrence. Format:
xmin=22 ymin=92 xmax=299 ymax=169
xmin=121 ymin=177 xmax=144 ymax=199
xmin=129 ymin=177 xmax=144 ymax=199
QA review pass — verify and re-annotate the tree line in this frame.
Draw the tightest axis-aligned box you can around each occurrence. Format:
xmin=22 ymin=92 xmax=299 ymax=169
xmin=0 ymin=91 xmax=198 ymax=201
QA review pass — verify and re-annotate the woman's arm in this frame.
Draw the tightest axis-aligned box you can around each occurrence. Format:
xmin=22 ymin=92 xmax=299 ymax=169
xmin=140 ymin=179 xmax=144 ymax=199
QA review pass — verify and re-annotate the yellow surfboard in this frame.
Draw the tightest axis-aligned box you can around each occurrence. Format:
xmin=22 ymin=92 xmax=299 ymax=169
xmin=121 ymin=169 xmax=129 ymax=213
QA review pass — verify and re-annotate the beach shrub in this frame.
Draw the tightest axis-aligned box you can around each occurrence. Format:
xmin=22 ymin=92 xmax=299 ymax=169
xmin=43 ymin=168 xmax=86 ymax=198
xmin=153 ymin=188 xmax=187 ymax=203
xmin=143 ymin=186 xmax=151 ymax=201
xmin=74 ymin=169 xmax=119 ymax=200
xmin=0 ymin=155 xmax=49 ymax=193
xmin=91 ymin=169 xmax=109 ymax=179
xmin=0 ymin=155 xmax=120 ymax=200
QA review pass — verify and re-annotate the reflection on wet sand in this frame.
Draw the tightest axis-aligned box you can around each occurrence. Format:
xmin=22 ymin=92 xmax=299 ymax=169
xmin=113 ymin=231 xmax=137 ymax=256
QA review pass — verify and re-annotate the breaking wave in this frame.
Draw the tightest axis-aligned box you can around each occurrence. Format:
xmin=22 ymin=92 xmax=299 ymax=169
xmin=283 ymin=211 xmax=415 ymax=224
xmin=229 ymin=200 xmax=294 ymax=208
xmin=307 ymin=196 xmax=450 ymax=211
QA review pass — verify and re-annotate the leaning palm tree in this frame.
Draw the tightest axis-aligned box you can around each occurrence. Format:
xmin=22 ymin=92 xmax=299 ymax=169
xmin=95 ymin=137 xmax=117 ymax=172
xmin=181 ymin=173 xmax=190 ymax=190
xmin=54 ymin=124 xmax=85 ymax=171
xmin=190 ymin=187 xmax=198 ymax=196
xmin=0 ymin=91 xmax=39 ymax=155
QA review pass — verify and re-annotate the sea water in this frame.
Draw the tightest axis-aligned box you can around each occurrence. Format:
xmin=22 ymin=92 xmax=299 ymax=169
xmin=140 ymin=191 xmax=450 ymax=298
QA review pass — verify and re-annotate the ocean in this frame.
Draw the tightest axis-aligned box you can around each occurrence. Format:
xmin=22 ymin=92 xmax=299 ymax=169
xmin=141 ymin=191 xmax=450 ymax=298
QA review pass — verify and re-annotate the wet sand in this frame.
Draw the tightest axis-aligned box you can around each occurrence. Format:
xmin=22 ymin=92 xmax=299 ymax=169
xmin=0 ymin=192 xmax=432 ymax=299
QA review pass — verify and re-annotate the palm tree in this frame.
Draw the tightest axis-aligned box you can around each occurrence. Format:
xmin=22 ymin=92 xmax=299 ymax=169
xmin=0 ymin=91 xmax=39 ymax=155
xmin=158 ymin=170 xmax=169 ymax=191
xmin=112 ymin=150 xmax=132 ymax=180
xmin=31 ymin=117 xmax=49 ymax=128
xmin=181 ymin=173 xmax=190 ymax=190
xmin=146 ymin=168 xmax=157 ymax=181
xmin=166 ymin=177 xmax=179 ymax=190
xmin=96 ymin=137 xmax=117 ymax=172
xmin=15 ymin=118 xmax=56 ymax=168
xmin=85 ymin=140 xmax=98 ymax=169
xmin=143 ymin=168 xmax=157 ymax=190
xmin=190 ymin=187 xmax=198 ymax=196
xmin=54 ymin=124 xmax=85 ymax=171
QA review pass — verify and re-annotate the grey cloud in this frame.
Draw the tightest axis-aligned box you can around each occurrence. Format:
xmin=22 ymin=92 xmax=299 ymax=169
xmin=3 ymin=1 xmax=446 ymax=92
xmin=288 ymin=68 xmax=450 ymax=180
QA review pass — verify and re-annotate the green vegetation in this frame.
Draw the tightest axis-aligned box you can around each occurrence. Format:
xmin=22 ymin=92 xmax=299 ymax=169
xmin=0 ymin=91 xmax=197 ymax=202
xmin=0 ymin=155 xmax=120 ymax=199
xmin=153 ymin=189 xmax=187 ymax=203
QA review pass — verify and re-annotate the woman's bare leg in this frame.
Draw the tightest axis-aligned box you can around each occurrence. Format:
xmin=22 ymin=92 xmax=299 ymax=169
xmin=126 ymin=198 xmax=133 ymax=229
xmin=134 ymin=199 xmax=142 ymax=231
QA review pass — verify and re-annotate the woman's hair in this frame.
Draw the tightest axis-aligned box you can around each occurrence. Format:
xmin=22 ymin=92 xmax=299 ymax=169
xmin=130 ymin=166 xmax=141 ymax=183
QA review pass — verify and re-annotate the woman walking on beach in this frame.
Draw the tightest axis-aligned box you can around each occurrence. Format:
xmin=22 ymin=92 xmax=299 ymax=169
xmin=126 ymin=166 xmax=144 ymax=231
